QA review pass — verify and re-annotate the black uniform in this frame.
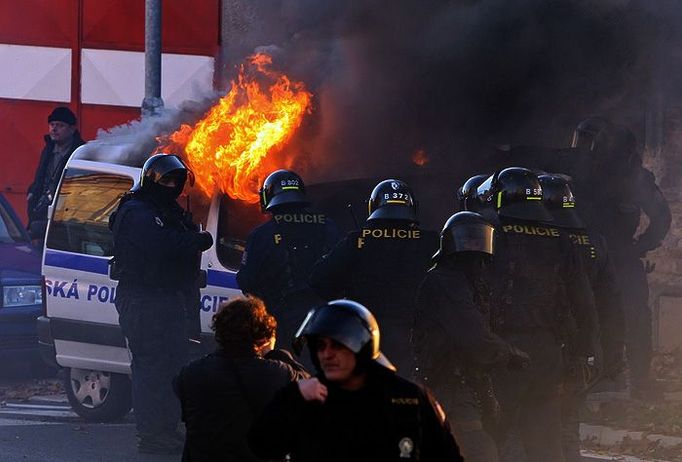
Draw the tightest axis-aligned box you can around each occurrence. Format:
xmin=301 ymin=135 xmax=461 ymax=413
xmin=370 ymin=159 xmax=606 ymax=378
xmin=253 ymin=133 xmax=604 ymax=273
xmin=110 ymin=192 xmax=209 ymax=442
xmin=174 ymin=348 xmax=308 ymax=462
xmin=310 ymin=220 xmax=438 ymax=375
xmin=414 ymin=259 xmax=516 ymax=462
xmin=554 ymin=148 xmax=671 ymax=392
xmin=490 ymin=219 xmax=596 ymax=462
xmin=560 ymin=228 xmax=624 ymax=462
xmin=248 ymin=365 xmax=463 ymax=462
xmin=237 ymin=205 xmax=339 ymax=347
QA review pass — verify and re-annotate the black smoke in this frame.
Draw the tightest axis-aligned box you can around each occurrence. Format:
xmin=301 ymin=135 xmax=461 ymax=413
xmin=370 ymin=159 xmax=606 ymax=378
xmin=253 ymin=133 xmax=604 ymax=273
xmin=219 ymin=0 xmax=682 ymax=183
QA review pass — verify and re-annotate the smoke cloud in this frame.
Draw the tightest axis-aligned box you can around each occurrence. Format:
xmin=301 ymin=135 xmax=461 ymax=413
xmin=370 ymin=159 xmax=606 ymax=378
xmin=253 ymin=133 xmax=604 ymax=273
xmin=218 ymin=0 xmax=681 ymax=184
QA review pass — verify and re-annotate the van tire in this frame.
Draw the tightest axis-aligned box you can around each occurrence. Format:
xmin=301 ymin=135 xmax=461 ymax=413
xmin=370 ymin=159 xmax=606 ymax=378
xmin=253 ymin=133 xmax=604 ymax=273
xmin=64 ymin=368 xmax=132 ymax=422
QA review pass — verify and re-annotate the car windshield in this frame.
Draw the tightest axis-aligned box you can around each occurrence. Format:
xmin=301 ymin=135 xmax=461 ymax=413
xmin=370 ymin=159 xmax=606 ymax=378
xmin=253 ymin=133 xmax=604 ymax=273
xmin=0 ymin=199 xmax=25 ymax=243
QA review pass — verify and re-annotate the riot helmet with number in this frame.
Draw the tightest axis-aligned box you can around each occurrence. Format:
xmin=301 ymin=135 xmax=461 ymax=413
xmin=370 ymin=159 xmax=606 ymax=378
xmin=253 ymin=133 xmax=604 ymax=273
xmin=367 ymin=179 xmax=417 ymax=222
xmin=476 ymin=167 xmax=553 ymax=222
xmin=134 ymin=153 xmax=193 ymax=202
xmin=457 ymin=174 xmax=489 ymax=212
xmin=433 ymin=211 xmax=495 ymax=261
xmin=538 ymin=174 xmax=585 ymax=229
xmin=293 ymin=299 xmax=396 ymax=372
xmin=259 ymin=169 xmax=309 ymax=212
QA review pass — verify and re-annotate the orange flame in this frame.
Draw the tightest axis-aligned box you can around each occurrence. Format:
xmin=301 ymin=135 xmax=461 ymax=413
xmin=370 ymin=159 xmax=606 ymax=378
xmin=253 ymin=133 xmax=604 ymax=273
xmin=412 ymin=148 xmax=429 ymax=167
xmin=158 ymin=53 xmax=313 ymax=203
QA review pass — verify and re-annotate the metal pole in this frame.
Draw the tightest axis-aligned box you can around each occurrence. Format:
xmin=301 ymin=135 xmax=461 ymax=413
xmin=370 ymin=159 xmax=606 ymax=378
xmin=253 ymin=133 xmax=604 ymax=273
xmin=142 ymin=0 xmax=164 ymax=117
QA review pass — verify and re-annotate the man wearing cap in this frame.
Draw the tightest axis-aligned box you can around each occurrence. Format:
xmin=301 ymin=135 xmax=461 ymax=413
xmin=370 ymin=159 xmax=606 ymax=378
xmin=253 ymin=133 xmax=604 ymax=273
xmin=27 ymin=106 xmax=85 ymax=241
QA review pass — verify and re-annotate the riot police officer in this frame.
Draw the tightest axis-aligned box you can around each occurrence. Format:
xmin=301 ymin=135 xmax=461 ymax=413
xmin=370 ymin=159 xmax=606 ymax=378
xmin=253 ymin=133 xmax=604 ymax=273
xmin=414 ymin=211 xmax=530 ymax=462
xmin=237 ymin=169 xmax=339 ymax=349
xmin=568 ymin=120 xmax=671 ymax=398
xmin=248 ymin=299 xmax=463 ymax=461
xmin=110 ymin=154 xmax=213 ymax=454
xmin=538 ymin=174 xmax=624 ymax=462
xmin=475 ymin=167 xmax=596 ymax=462
xmin=309 ymin=179 xmax=438 ymax=376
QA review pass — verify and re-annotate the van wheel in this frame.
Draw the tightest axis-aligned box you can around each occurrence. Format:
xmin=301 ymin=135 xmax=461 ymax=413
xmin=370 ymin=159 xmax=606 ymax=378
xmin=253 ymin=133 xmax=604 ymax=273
xmin=64 ymin=368 xmax=132 ymax=422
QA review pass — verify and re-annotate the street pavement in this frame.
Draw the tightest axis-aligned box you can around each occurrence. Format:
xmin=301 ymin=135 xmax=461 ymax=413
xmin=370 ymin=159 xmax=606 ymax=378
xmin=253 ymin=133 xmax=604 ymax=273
xmin=0 ymin=395 xmax=181 ymax=462
xmin=0 ymin=382 xmax=660 ymax=462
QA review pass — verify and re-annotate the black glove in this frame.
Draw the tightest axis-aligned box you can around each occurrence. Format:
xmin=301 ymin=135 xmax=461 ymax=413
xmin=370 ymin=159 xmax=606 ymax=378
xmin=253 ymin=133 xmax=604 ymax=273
xmin=195 ymin=231 xmax=213 ymax=251
xmin=507 ymin=346 xmax=531 ymax=370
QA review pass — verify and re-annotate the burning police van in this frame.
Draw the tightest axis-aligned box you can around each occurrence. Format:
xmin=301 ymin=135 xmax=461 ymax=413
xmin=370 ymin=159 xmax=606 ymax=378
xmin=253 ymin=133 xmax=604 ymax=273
xmin=37 ymin=137 xmax=266 ymax=421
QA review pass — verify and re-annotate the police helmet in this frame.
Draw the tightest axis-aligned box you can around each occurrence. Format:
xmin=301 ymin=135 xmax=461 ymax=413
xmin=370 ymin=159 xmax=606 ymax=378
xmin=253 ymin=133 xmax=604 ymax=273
xmin=135 ymin=154 xmax=193 ymax=198
xmin=476 ymin=167 xmax=553 ymax=222
xmin=259 ymin=169 xmax=309 ymax=212
xmin=570 ymin=116 xmax=613 ymax=152
xmin=457 ymin=174 xmax=489 ymax=212
xmin=433 ymin=211 xmax=495 ymax=261
xmin=293 ymin=299 xmax=396 ymax=372
xmin=538 ymin=174 xmax=585 ymax=229
xmin=367 ymin=179 xmax=417 ymax=222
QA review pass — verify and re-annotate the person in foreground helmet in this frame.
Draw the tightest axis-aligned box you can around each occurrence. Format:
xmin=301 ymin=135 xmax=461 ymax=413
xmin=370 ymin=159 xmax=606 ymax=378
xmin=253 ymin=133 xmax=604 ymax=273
xmin=413 ymin=211 xmax=530 ymax=462
xmin=476 ymin=167 xmax=596 ymax=462
xmin=237 ymin=169 xmax=339 ymax=350
xmin=248 ymin=300 xmax=463 ymax=462
xmin=309 ymin=179 xmax=438 ymax=376
xmin=538 ymin=174 xmax=624 ymax=462
xmin=110 ymin=154 xmax=213 ymax=454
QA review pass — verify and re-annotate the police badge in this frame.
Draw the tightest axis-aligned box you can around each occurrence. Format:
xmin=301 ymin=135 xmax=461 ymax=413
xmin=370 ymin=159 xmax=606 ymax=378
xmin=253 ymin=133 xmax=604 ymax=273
xmin=398 ymin=437 xmax=414 ymax=458
xmin=154 ymin=216 xmax=164 ymax=227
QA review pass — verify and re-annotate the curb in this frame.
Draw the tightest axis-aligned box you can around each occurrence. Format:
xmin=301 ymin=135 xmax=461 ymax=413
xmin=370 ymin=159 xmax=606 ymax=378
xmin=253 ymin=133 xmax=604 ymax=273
xmin=581 ymin=423 xmax=682 ymax=449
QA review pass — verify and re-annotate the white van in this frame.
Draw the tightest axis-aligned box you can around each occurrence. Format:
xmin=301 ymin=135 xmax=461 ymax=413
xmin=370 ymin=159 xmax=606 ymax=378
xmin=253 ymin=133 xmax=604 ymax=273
xmin=36 ymin=136 xmax=445 ymax=422
xmin=37 ymin=137 xmax=267 ymax=421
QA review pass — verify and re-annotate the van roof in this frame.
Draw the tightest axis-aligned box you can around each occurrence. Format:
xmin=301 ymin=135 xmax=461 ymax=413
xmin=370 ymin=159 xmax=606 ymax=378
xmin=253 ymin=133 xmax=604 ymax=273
xmin=70 ymin=136 xmax=153 ymax=168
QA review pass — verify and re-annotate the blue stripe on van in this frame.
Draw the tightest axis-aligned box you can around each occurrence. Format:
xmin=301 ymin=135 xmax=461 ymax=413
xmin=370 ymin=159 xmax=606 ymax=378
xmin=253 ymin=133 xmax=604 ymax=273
xmin=44 ymin=250 xmax=240 ymax=290
xmin=44 ymin=250 xmax=109 ymax=275
xmin=207 ymin=269 xmax=239 ymax=289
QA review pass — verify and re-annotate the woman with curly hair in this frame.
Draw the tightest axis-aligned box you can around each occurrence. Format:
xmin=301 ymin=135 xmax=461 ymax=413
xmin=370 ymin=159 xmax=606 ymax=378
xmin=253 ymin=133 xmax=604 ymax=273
xmin=174 ymin=296 xmax=308 ymax=462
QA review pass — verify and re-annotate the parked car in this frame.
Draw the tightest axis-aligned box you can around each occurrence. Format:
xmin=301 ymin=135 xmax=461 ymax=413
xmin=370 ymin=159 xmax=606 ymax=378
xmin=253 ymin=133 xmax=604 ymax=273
xmin=0 ymin=192 xmax=44 ymax=372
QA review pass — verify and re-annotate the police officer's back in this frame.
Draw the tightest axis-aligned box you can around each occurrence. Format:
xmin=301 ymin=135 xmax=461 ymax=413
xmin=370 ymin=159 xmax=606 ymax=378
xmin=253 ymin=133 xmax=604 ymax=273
xmin=474 ymin=167 xmax=596 ymax=462
xmin=538 ymin=174 xmax=624 ymax=462
xmin=310 ymin=179 xmax=438 ymax=375
xmin=110 ymin=154 xmax=213 ymax=454
xmin=237 ymin=169 xmax=339 ymax=348
xmin=414 ymin=211 xmax=530 ymax=462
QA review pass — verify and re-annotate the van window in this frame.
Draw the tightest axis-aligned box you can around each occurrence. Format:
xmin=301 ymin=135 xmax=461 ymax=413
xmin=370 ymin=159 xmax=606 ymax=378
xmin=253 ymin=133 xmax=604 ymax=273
xmin=46 ymin=169 xmax=133 ymax=256
xmin=216 ymin=195 xmax=267 ymax=270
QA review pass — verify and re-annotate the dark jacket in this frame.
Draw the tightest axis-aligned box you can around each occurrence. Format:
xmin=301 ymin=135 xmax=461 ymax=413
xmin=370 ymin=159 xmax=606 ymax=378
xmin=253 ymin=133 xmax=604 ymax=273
xmin=109 ymin=192 xmax=206 ymax=293
xmin=414 ymin=260 xmax=514 ymax=381
xmin=237 ymin=205 xmax=339 ymax=345
xmin=248 ymin=365 xmax=463 ymax=462
xmin=27 ymin=132 xmax=85 ymax=222
xmin=175 ymin=348 xmax=308 ymax=462
xmin=491 ymin=219 xmax=597 ymax=358
xmin=565 ymin=228 xmax=624 ymax=372
xmin=309 ymin=220 xmax=438 ymax=374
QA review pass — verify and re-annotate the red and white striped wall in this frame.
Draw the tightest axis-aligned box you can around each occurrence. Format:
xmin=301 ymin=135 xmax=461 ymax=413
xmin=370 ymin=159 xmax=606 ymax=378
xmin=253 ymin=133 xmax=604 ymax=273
xmin=0 ymin=0 xmax=219 ymax=222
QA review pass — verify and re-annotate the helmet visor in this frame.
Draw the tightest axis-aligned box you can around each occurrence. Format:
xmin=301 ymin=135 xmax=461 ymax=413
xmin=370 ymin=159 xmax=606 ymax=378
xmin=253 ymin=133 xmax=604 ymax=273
xmin=450 ymin=223 xmax=495 ymax=255
xmin=293 ymin=306 xmax=373 ymax=355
